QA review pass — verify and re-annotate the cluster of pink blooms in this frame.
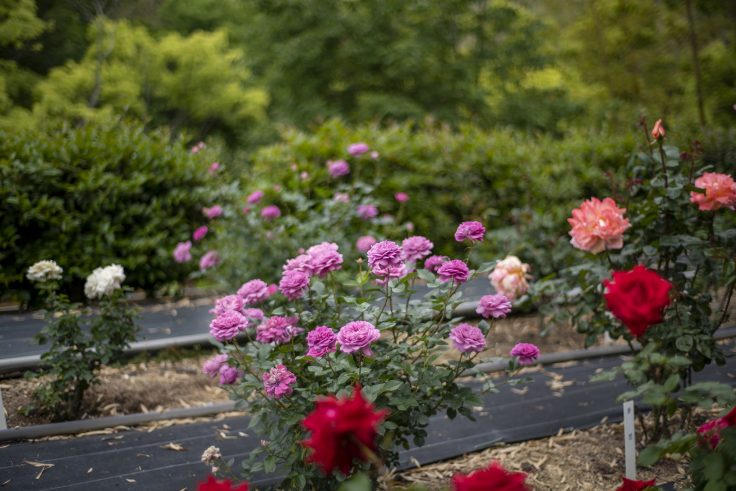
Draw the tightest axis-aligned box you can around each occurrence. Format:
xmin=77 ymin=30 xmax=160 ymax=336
xmin=348 ymin=142 xmax=370 ymax=157
xmin=510 ymin=343 xmax=540 ymax=366
xmin=202 ymin=354 xmax=241 ymax=385
xmin=261 ymin=205 xmax=281 ymax=220
xmin=401 ymin=236 xmax=433 ymax=263
xmin=327 ymin=160 xmax=350 ymax=178
xmin=191 ymin=141 xmax=206 ymax=153
xmin=262 ymin=364 xmax=297 ymax=399
xmin=357 ymin=204 xmax=379 ymax=220
xmin=449 ymin=323 xmax=486 ymax=353
xmin=567 ymin=197 xmax=631 ymax=254
xmin=690 ymin=172 xmax=736 ymax=211
xmin=209 ymin=294 xmax=244 ymax=316
xmin=476 ymin=294 xmax=512 ymax=319
xmin=356 ymin=235 xmax=377 ymax=253
xmin=256 ymin=316 xmax=303 ymax=344
xmin=173 ymin=241 xmax=192 ymax=263
xmin=489 ymin=256 xmax=530 ymax=300
xmin=282 ymin=242 xmax=344 ymax=284
xmin=203 ymin=205 xmax=224 ymax=219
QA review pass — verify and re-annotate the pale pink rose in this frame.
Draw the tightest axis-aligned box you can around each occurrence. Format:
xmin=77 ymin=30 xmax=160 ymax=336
xmin=208 ymin=162 xmax=220 ymax=174
xmin=348 ymin=143 xmax=370 ymax=156
xmin=567 ymin=197 xmax=631 ymax=254
xmin=489 ymin=256 xmax=530 ymax=300
xmin=334 ymin=193 xmax=351 ymax=203
xmin=690 ymin=172 xmax=736 ymax=211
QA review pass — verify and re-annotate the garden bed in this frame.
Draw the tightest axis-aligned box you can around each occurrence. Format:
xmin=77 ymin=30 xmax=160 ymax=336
xmin=2 ymin=314 xmax=608 ymax=428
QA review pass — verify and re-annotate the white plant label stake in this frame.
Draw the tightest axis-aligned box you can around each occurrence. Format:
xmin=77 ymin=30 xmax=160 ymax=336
xmin=0 ymin=389 xmax=6 ymax=430
xmin=623 ymin=400 xmax=636 ymax=479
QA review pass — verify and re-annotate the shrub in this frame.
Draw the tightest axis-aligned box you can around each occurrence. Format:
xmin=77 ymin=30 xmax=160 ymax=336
xmin=24 ymin=261 xmax=137 ymax=420
xmin=533 ymin=119 xmax=736 ymax=442
xmin=246 ymin=119 xmax=637 ymax=272
xmin=0 ymin=120 xmax=215 ymax=302
xmin=199 ymin=230 xmax=537 ymax=487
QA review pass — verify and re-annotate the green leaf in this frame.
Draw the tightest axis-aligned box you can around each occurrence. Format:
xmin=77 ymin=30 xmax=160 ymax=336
xmin=337 ymin=472 xmax=372 ymax=491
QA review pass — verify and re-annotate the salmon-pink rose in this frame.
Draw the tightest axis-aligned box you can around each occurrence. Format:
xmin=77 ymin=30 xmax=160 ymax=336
xmin=489 ymin=256 xmax=530 ymax=300
xmin=651 ymin=119 xmax=665 ymax=140
xmin=690 ymin=172 xmax=736 ymax=211
xmin=568 ymin=197 xmax=630 ymax=254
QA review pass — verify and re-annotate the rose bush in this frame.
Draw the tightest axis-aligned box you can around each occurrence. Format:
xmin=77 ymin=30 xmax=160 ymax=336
xmin=199 ymin=223 xmax=537 ymax=487
xmin=532 ymin=119 xmax=736 ymax=442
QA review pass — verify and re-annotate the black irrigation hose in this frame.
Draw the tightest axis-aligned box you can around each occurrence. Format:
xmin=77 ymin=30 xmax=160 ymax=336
xmin=2 ymin=326 xmax=734 ymax=443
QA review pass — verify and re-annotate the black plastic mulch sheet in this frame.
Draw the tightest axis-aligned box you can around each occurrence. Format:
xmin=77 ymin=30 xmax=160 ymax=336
xmin=2 ymin=353 xmax=734 ymax=489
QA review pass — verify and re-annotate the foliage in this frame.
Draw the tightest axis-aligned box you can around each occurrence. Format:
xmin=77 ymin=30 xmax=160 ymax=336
xmin=0 ymin=120 xmax=214 ymax=302
xmin=245 ymin=119 xmax=636 ymax=273
xmin=205 ymin=239 xmax=532 ymax=487
xmin=534 ymin=121 xmax=736 ymax=442
xmin=25 ymin=274 xmax=137 ymax=421
xmin=29 ymin=18 xmax=268 ymax=146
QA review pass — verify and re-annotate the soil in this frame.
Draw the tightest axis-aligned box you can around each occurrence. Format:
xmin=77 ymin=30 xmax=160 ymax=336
xmin=0 ymin=314 xmax=624 ymax=428
xmin=393 ymin=420 xmax=693 ymax=490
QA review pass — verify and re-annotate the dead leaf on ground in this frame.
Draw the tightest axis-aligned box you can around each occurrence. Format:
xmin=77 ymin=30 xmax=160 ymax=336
xmin=161 ymin=442 xmax=186 ymax=451
xmin=24 ymin=460 xmax=54 ymax=480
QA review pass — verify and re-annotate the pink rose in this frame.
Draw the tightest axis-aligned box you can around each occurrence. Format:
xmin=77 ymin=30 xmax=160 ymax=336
xmin=348 ymin=142 xmax=370 ymax=156
xmin=690 ymin=172 xmax=736 ymax=211
xmin=510 ymin=342 xmax=540 ymax=365
xmin=173 ymin=241 xmax=192 ymax=263
xmin=568 ymin=197 xmax=631 ymax=254
xmin=395 ymin=192 xmax=409 ymax=203
xmin=199 ymin=250 xmax=219 ymax=271
xmin=203 ymin=205 xmax=223 ymax=219
xmin=651 ymin=119 xmax=666 ymax=140
xmin=489 ymin=256 xmax=530 ymax=300
xmin=246 ymin=190 xmax=264 ymax=204
xmin=356 ymin=235 xmax=377 ymax=253
xmin=337 ymin=321 xmax=381 ymax=356
xmin=193 ymin=226 xmax=208 ymax=241
xmin=261 ymin=205 xmax=281 ymax=220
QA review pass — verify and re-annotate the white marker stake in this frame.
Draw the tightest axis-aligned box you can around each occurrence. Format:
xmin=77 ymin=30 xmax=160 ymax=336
xmin=0 ymin=389 xmax=6 ymax=430
xmin=623 ymin=400 xmax=636 ymax=479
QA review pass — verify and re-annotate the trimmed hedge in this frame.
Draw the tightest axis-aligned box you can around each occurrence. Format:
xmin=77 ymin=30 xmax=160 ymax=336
xmin=1 ymin=121 xmax=213 ymax=301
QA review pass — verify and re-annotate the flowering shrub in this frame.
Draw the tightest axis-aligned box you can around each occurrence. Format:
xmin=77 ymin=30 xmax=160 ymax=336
xmin=24 ymin=261 xmax=137 ymax=420
xmin=533 ymin=120 xmax=736 ymax=441
xmin=178 ymin=142 xmax=409 ymax=289
xmin=201 ymin=225 xmax=537 ymax=487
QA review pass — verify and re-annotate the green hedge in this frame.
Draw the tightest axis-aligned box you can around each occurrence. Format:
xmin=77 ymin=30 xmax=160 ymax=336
xmin=248 ymin=119 xmax=637 ymax=262
xmin=1 ymin=121 xmax=213 ymax=301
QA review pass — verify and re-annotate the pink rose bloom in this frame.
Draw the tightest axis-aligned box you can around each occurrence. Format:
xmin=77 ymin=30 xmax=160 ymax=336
xmin=327 ymin=160 xmax=350 ymax=178
xmin=424 ymin=255 xmax=448 ymax=273
xmin=209 ymin=310 xmax=248 ymax=341
xmin=437 ymin=259 xmax=470 ymax=284
xmin=242 ymin=206 xmax=251 ymax=215
xmin=337 ymin=321 xmax=381 ymax=356
xmin=306 ymin=326 xmax=338 ymax=358
xmin=401 ymin=236 xmax=433 ymax=263
xmin=202 ymin=353 xmax=229 ymax=378
xmin=266 ymin=283 xmax=278 ymax=297
xmin=283 ymin=254 xmax=312 ymax=275
xmin=356 ymin=235 xmax=377 ymax=253
xmin=395 ymin=192 xmax=409 ymax=203
xmin=203 ymin=205 xmax=224 ymax=219
xmin=261 ymin=205 xmax=281 ymax=220
xmin=243 ymin=308 xmax=264 ymax=322
xmin=334 ymin=193 xmax=351 ymax=203
xmin=367 ymin=240 xmax=405 ymax=282
xmin=191 ymin=141 xmax=205 ymax=153
xmin=237 ymin=279 xmax=269 ymax=305
xmin=489 ymin=256 xmax=530 ymax=300
xmin=306 ymin=242 xmax=343 ymax=277
xmin=193 ymin=226 xmax=208 ymax=241
xmin=218 ymin=365 xmax=241 ymax=385
xmin=651 ymin=119 xmax=666 ymax=140
xmin=455 ymin=221 xmax=486 ymax=243
xmin=510 ymin=343 xmax=540 ymax=366
xmin=568 ymin=197 xmax=631 ymax=254
xmin=247 ymin=190 xmax=264 ymax=204
xmin=199 ymin=250 xmax=219 ymax=271
xmin=262 ymin=364 xmax=297 ymax=399
xmin=357 ymin=204 xmax=378 ymax=220
xmin=256 ymin=316 xmax=303 ymax=344
xmin=348 ymin=142 xmax=370 ymax=156
xmin=300 ymin=171 xmax=309 ymax=180
xmin=208 ymin=162 xmax=220 ymax=174
xmin=173 ymin=241 xmax=192 ymax=263
xmin=690 ymin=172 xmax=736 ymax=211
xmin=449 ymin=323 xmax=486 ymax=353
xmin=372 ymin=263 xmax=407 ymax=285
xmin=209 ymin=294 xmax=245 ymax=316
xmin=279 ymin=270 xmax=310 ymax=300
xmin=476 ymin=294 xmax=512 ymax=319
xmin=370 ymin=151 xmax=379 ymax=160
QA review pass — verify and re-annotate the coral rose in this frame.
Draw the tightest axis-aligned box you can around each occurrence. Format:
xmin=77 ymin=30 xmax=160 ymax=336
xmin=690 ymin=172 xmax=736 ymax=211
xmin=302 ymin=385 xmax=388 ymax=475
xmin=568 ymin=197 xmax=630 ymax=254
xmin=603 ymin=265 xmax=672 ymax=338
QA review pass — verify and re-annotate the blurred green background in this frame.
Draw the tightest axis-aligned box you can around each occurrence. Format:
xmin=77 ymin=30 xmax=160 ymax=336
xmin=2 ymin=0 xmax=735 ymax=301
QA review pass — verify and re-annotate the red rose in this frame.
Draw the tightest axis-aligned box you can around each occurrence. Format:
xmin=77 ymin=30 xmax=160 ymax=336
xmin=697 ymin=406 xmax=736 ymax=448
xmin=603 ymin=265 xmax=672 ymax=337
xmin=452 ymin=461 xmax=529 ymax=491
xmin=197 ymin=475 xmax=249 ymax=491
xmin=302 ymin=385 xmax=388 ymax=475
xmin=615 ymin=476 xmax=657 ymax=491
